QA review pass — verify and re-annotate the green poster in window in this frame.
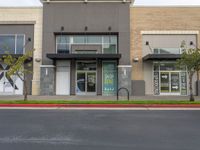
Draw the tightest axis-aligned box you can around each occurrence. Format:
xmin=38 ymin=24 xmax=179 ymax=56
xmin=103 ymin=62 xmax=117 ymax=95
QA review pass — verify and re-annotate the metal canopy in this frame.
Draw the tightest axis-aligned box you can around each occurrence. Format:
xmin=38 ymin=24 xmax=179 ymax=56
xmin=142 ymin=54 xmax=181 ymax=61
xmin=47 ymin=53 xmax=121 ymax=60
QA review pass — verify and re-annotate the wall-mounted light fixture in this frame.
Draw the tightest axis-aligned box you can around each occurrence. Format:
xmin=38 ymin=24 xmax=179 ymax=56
xmin=35 ymin=58 xmax=41 ymax=62
xmin=28 ymin=37 xmax=31 ymax=42
xmin=61 ymin=26 xmax=64 ymax=32
xmin=108 ymin=26 xmax=112 ymax=31
xmin=133 ymin=57 xmax=139 ymax=63
xmin=84 ymin=26 xmax=88 ymax=31
xmin=190 ymin=41 xmax=194 ymax=46
xmin=145 ymin=41 xmax=153 ymax=53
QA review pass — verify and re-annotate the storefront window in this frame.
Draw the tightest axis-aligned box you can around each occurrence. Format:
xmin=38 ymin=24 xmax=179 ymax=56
xmin=181 ymin=72 xmax=187 ymax=95
xmin=56 ymin=35 xmax=117 ymax=54
xmin=73 ymin=36 xmax=85 ymax=44
xmin=87 ymin=36 xmax=102 ymax=44
xmin=103 ymin=44 xmax=117 ymax=54
xmin=153 ymin=62 xmax=187 ymax=95
xmin=102 ymin=61 xmax=117 ymax=95
xmin=56 ymin=36 xmax=70 ymax=53
xmin=154 ymin=48 xmax=181 ymax=54
xmin=0 ymin=35 xmax=25 ymax=54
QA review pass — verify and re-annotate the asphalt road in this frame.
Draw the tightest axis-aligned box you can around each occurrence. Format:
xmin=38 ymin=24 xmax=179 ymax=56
xmin=0 ymin=109 xmax=200 ymax=150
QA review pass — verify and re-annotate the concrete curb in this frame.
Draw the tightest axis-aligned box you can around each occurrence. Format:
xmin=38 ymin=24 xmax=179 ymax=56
xmin=0 ymin=104 xmax=200 ymax=108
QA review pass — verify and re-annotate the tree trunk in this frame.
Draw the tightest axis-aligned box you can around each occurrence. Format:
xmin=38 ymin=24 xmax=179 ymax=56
xmin=189 ymin=73 xmax=195 ymax=101
xmin=23 ymin=76 xmax=28 ymax=101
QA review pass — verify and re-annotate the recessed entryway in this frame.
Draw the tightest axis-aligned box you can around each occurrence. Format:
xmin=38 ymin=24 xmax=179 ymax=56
xmin=76 ymin=61 xmax=97 ymax=95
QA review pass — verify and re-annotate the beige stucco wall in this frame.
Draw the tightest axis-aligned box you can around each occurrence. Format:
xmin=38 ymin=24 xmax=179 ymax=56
xmin=130 ymin=7 xmax=200 ymax=95
xmin=131 ymin=7 xmax=200 ymax=79
xmin=0 ymin=7 xmax=43 ymax=95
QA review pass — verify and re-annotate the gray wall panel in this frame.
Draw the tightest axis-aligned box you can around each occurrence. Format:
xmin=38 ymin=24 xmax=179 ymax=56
xmin=144 ymin=61 xmax=153 ymax=95
xmin=42 ymin=3 xmax=130 ymax=65
xmin=131 ymin=80 xmax=145 ymax=96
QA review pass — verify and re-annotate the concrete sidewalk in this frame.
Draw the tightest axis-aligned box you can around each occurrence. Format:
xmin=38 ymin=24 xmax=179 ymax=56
xmin=0 ymin=95 xmax=200 ymax=101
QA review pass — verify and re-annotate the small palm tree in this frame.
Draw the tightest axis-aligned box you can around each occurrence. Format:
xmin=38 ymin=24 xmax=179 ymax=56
xmin=177 ymin=41 xmax=200 ymax=101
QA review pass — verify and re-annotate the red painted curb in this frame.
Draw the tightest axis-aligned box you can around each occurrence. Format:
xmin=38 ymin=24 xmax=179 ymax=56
xmin=0 ymin=104 xmax=200 ymax=108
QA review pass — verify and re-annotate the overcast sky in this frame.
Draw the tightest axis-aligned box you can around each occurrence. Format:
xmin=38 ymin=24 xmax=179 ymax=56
xmin=134 ymin=0 xmax=200 ymax=6
xmin=0 ymin=0 xmax=42 ymax=7
xmin=0 ymin=0 xmax=200 ymax=7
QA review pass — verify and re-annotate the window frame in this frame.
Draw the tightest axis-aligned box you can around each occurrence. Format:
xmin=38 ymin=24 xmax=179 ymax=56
xmin=0 ymin=34 xmax=25 ymax=54
xmin=56 ymin=35 xmax=118 ymax=54
xmin=153 ymin=48 xmax=182 ymax=54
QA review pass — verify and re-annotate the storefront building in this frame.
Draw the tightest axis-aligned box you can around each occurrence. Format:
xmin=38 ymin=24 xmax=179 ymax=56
xmin=0 ymin=6 xmax=42 ymax=95
xmin=131 ymin=6 xmax=200 ymax=96
xmin=40 ymin=0 xmax=132 ymax=96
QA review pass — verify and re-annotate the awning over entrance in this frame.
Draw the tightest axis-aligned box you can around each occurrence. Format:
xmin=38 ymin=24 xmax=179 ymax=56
xmin=143 ymin=54 xmax=181 ymax=61
xmin=47 ymin=53 xmax=121 ymax=60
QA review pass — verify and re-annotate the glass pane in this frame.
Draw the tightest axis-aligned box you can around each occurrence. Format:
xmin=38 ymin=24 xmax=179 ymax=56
xmin=57 ymin=36 xmax=70 ymax=43
xmin=73 ymin=36 xmax=85 ymax=44
xmin=160 ymin=63 xmax=177 ymax=71
xmin=181 ymin=72 xmax=187 ymax=95
xmin=16 ymin=35 xmax=24 ymax=54
xmin=103 ymin=36 xmax=117 ymax=44
xmin=76 ymin=73 xmax=85 ymax=93
xmin=153 ymin=48 xmax=180 ymax=54
xmin=0 ymin=35 xmax=15 ymax=54
xmin=87 ymin=72 xmax=96 ymax=92
xmin=77 ymin=62 xmax=96 ymax=71
xmin=87 ymin=36 xmax=102 ymax=44
xmin=154 ymin=48 xmax=159 ymax=54
xmin=154 ymin=72 xmax=159 ymax=95
xmin=171 ymin=72 xmax=180 ymax=93
xmin=57 ymin=44 xmax=70 ymax=53
xmin=160 ymin=72 xmax=169 ymax=93
xmin=102 ymin=62 xmax=117 ymax=95
xmin=103 ymin=44 xmax=117 ymax=54
xmin=153 ymin=63 xmax=159 ymax=71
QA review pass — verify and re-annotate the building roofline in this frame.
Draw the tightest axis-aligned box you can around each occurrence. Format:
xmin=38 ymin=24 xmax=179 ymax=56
xmin=41 ymin=0 xmax=132 ymax=3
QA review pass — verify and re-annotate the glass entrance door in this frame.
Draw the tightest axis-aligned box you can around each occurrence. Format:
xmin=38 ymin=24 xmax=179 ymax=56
xmin=171 ymin=72 xmax=180 ymax=93
xmin=76 ymin=72 xmax=96 ymax=95
xmin=87 ymin=72 xmax=96 ymax=93
xmin=160 ymin=72 xmax=180 ymax=95
xmin=160 ymin=72 xmax=170 ymax=93
xmin=76 ymin=72 xmax=86 ymax=94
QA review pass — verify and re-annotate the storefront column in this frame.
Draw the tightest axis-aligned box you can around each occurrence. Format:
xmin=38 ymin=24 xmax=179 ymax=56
xmin=70 ymin=59 xmax=76 ymax=95
xmin=40 ymin=65 xmax=55 ymax=95
xmin=118 ymin=65 xmax=132 ymax=96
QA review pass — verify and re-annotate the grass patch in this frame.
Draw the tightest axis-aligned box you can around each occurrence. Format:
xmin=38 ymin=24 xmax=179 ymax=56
xmin=0 ymin=100 xmax=200 ymax=104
